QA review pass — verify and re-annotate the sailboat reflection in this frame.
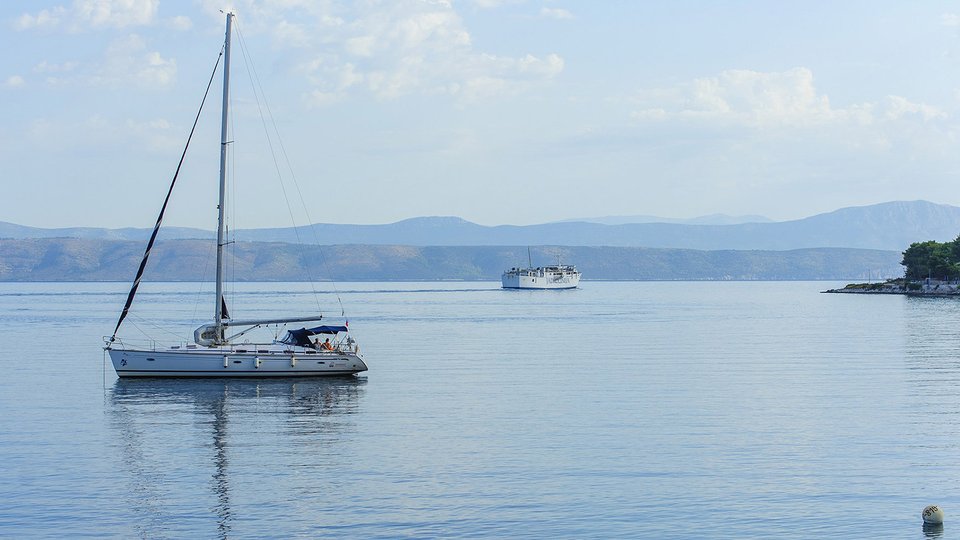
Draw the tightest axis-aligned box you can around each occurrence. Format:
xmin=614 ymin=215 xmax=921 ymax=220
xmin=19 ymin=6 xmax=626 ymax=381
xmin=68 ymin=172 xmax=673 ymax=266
xmin=107 ymin=377 xmax=366 ymax=538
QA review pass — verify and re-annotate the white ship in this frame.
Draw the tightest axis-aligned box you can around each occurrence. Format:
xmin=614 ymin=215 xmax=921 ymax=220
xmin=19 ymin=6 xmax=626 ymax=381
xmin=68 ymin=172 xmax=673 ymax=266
xmin=501 ymin=265 xmax=582 ymax=289
xmin=502 ymin=250 xmax=581 ymax=289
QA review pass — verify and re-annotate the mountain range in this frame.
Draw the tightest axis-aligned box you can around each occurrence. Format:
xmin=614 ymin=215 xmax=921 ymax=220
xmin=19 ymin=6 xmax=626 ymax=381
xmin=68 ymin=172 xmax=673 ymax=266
xmin=0 ymin=240 xmax=900 ymax=282
xmin=2 ymin=200 xmax=957 ymax=252
xmin=555 ymin=213 xmax=774 ymax=226
xmin=2 ymin=200 xmax=955 ymax=281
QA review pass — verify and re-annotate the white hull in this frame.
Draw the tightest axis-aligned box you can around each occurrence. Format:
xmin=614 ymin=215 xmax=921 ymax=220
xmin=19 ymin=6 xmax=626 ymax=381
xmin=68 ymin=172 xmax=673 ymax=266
xmin=502 ymin=265 xmax=581 ymax=289
xmin=108 ymin=346 xmax=367 ymax=378
xmin=501 ymin=275 xmax=580 ymax=289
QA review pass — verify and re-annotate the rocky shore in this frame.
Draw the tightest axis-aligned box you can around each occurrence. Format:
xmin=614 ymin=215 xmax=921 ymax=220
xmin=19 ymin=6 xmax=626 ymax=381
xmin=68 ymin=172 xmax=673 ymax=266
xmin=823 ymin=279 xmax=960 ymax=295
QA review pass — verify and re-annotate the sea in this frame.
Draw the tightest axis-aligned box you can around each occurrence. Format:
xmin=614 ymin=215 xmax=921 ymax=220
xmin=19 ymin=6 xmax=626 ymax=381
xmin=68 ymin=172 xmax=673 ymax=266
xmin=1 ymin=280 xmax=959 ymax=539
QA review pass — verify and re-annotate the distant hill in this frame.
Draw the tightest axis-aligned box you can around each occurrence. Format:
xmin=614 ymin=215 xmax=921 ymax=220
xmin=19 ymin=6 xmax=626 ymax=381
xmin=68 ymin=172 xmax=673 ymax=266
xmin=1 ymin=200 xmax=956 ymax=251
xmin=239 ymin=201 xmax=960 ymax=250
xmin=0 ymin=222 xmax=211 ymax=241
xmin=0 ymin=238 xmax=901 ymax=282
xmin=556 ymin=213 xmax=773 ymax=225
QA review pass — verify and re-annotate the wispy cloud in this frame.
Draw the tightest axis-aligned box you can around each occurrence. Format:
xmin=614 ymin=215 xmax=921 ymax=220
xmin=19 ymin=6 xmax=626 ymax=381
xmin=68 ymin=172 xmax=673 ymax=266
xmin=34 ymin=61 xmax=79 ymax=74
xmin=540 ymin=7 xmax=573 ymax=20
xmin=24 ymin=1 xmax=544 ymax=100
xmin=90 ymin=34 xmax=176 ymax=87
xmin=15 ymin=7 xmax=67 ymax=30
xmin=296 ymin=1 xmax=564 ymax=104
xmin=630 ymin=67 xmax=943 ymax=128
xmin=166 ymin=15 xmax=192 ymax=31
xmin=3 ymin=75 xmax=25 ymax=88
xmin=16 ymin=0 xmax=158 ymax=31
xmin=74 ymin=0 xmax=158 ymax=28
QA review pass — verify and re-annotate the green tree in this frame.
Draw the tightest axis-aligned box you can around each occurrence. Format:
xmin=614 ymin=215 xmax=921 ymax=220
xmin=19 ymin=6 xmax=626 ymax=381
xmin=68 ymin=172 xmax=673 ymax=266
xmin=902 ymin=236 xmax=960 ymax=280
xmin=902 ymin=240 xmax=939 ymax=280
xmin=950 ymin=234 xmax=960 ymax=263
xmin=930 ymin=242 xmax=957 ymax=279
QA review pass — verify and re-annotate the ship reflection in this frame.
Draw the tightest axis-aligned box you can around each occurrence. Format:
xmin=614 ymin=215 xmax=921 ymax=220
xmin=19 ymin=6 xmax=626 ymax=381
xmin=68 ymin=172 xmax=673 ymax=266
xmin=107 ymin=377 xmax=366 ymax=539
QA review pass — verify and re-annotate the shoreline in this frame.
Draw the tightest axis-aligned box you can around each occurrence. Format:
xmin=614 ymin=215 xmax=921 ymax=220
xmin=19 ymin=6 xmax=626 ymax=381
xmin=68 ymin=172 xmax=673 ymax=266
xmin=823 ymin=280 xmax=960 ymax=296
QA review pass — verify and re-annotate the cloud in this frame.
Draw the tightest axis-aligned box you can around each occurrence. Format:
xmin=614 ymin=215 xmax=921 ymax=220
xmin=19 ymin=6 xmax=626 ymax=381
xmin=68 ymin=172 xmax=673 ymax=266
xmin=16 ymin=0 xmax=158 ymax=31
xmin=15 ymin=2 xmax=168 ymax=90
xmin=516 ymin=53 xmax=564 ymax=77
xmin=74 ymin=0 xmax=158 ymax=28
xmin=272 ymin=19 xmax=311 ymax=48
xmin=25 ymin=113 xmax=181 ymax=155
xmin=299 ymin=1 xmax=564 ymax=105
xmin=30 ymin=61 xmax=79 ymax=85
xmin=630 ymin=67 xmax=943 ymax=129
xmin=20 ymin=2 xmax=564 ymax=104
xmin=90 ymin=34 xmax=176 ymax=87
xmin=34 ymin=61 xmax=79 ymax=74
xmin=630 ymin=108 xmax=667 ymax=121
xmin=305 ymin=61 xmax=365 ymax=104
xmin=682 ymin=68 xmax=833 ymax=124
xmin=124 ymin=117 xmax=181 ymax=152
xmin=15 ymin=7 xmax=66 ymax=30
xmin=881 ymin=95 xmax=945 ymax=121
xmin=4 ymin=75 xmax=25 ymax=88
xmin=942 ymin=13 xmax=960 ymax=27
xmin=32 ymin=35 xmax=176 ymax=88
xmin=470 ymin=0 xmax=514 ymax=8
xmin=540 ymin=7 xmax=573 ymax=20
xmin=167 ymin=15 xmax=192 ymax=31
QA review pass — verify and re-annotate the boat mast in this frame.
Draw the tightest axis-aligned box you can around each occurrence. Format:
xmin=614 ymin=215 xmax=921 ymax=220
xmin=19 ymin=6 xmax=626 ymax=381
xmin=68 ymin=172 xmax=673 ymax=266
xmin=214 ymin=12 xmax=233 ymax=345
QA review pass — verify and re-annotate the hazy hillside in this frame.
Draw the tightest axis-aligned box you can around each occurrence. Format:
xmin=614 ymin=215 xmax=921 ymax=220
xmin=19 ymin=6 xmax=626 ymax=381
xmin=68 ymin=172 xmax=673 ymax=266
xmin=0 ymin=238 xmax=901 ymax=282
xmin=2 ymin=200 xmax=956 ymax=251
xmin=0 ymin=222 xmax=212 ymax=241
xmin=247 ymin=200 xmax=960 ymax=249
xmin=556 ymin=213 xmax=773 ymax=225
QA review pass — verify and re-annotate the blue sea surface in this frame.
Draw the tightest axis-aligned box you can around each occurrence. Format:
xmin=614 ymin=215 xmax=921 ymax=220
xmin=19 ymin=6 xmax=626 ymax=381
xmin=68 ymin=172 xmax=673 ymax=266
xmin=1 ymin=281 xmax=958 ymax=538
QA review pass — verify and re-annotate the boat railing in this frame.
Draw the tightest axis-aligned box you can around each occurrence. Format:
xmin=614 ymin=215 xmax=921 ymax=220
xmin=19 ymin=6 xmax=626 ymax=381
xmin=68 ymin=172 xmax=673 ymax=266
xmin=300 ymin=341 xmax=361 ymax=355
xmin=105 ymin=336 xmax=360 ymax=355
xmin=104 ymin=337 xmax=166 ymax=351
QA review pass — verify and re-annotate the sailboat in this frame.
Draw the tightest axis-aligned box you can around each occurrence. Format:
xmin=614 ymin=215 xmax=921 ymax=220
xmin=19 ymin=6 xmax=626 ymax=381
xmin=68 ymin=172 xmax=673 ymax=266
xmin=104 ymin=12 xmax=367 ymax=378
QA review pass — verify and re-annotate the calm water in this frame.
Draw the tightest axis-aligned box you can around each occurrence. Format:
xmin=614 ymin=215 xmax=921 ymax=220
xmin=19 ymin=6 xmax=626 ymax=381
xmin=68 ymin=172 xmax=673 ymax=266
xmin=2 ymin=281 xmax=960 ymax=538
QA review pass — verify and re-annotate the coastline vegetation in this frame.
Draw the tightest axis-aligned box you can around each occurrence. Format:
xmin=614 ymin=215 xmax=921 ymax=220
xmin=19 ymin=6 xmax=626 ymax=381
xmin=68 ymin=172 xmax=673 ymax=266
xmin=838 ymin=279 xmax=907 ymax=291
xmin=900 ymin=236 xmax=960 ymax=280
xmin=824 ymin=237 xmax=960 ymax=294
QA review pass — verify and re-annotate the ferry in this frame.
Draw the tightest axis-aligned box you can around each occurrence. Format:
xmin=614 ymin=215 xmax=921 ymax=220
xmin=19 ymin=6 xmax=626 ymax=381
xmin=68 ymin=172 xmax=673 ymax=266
xmin=502 ymin=264 xmax=581 ymax=289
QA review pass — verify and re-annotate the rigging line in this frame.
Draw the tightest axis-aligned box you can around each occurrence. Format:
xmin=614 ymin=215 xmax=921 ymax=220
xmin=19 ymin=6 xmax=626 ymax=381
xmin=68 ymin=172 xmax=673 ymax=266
xmin=191 ymin=241 xmax=215 ymax=325
xmin=234 ymin=21 xmax=346 ymax=318
xmin=231 ymin=26 xmax=305 ymax=274
xmin=109 ymin=45 xmax=225 ymax=343
xmin=127 ymin=312 xmax=191 ymax=340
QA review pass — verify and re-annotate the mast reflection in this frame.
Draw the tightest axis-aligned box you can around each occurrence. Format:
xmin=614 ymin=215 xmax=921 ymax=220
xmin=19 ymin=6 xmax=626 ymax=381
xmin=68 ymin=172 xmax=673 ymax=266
xmin=108 ymin=377 xmax=366 ymax=539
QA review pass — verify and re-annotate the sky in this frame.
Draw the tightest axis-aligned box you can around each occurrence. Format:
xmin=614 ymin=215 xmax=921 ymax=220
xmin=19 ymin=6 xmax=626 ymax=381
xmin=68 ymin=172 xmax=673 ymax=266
xmin=4 ymin=1 xmax=960 ymax=229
